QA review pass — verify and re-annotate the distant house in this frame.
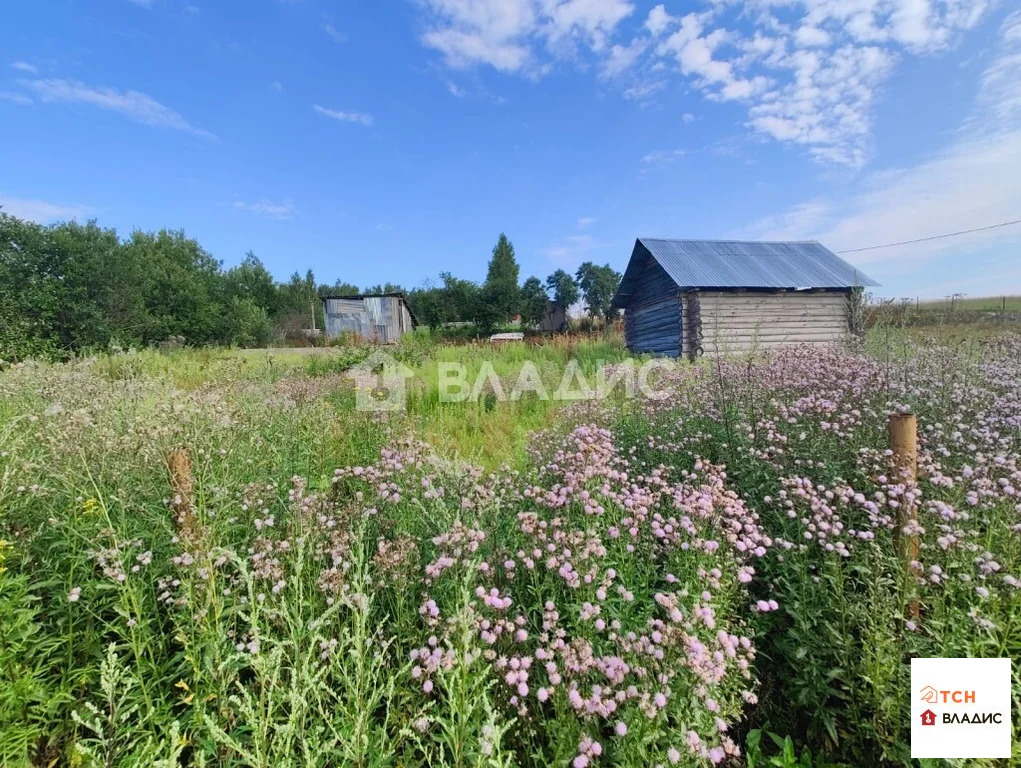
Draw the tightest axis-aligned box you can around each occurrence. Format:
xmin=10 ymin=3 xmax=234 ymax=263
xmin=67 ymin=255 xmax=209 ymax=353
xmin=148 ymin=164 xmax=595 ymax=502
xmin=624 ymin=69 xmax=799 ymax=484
xmin=321 ymin=293 xmax=417 ymax=343
xmin=539 ymin=303 xmax=568 ymax=332
xmin=611 ymin=238 xmax=878 ymax=358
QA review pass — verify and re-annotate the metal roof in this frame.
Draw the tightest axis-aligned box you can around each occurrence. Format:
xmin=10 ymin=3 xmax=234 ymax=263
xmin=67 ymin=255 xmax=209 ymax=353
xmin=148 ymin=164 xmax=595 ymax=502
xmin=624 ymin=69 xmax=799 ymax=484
xmin=613 ymin=238 xmax=878 ymax=308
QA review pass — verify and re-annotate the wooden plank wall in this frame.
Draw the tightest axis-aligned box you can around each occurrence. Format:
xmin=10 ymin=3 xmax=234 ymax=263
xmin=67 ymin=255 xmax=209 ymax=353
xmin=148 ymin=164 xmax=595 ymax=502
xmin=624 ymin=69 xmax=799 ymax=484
xmin=698 ymin=290 xmax=850 ymax=355
xmin=623 ymin=258 xmax=682 ymax=357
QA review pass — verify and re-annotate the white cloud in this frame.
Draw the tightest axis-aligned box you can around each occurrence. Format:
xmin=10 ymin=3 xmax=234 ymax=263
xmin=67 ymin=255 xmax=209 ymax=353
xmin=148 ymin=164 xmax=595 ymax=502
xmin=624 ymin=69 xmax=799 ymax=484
xmin=544 ymin=233 xmax=605 ymax=266
xmin=622 ymin=79 xmax=664 ymax=100
xmin=233 ymin=200 xmax=295 ymax=220
xmin=270 ymin=80 xmax=283 ymax=92
xmin=577 ymin=216 xmax=597 ymax=228
xmin=681 ymin=111 xmax=695 ymax=123
xmin=10 ymin=61 xmax=37 ymax=73
xmin=0 ymin=196 xmax=91 ymax=222
xmin=602 ymin=37 xmax=646 ymax=77
xmin=543 ymin=0 xmax=635 ymax=52
xmin=20 ymin=78 xmax=216 ymax=139
xmin=446 ymin=80 xmax=467 ymax=97
xmin=641 ymin=147 xmax=686 ymax=166
xmin=418 ymin=0 xmax=634 ymax=73
xmin=0 ymin=91 xmax=32 ymax=105
xmin=972 ymin=10 xmax=1021 ymax=130
xmin=313 ymin=104 xmax=374 ymax=125
xmin=322 ymin=22 xmax=346 ymax=43
xmin=655 ymin=12 xmax=770 ymax=102
xmin=615 ymin=0 xmax=995 ymax=167
xmin=749 ymin=11 xmax=1021 ymax=287
xmin=126 ymin=0 xmax=154 ymax=7
xmin=415 ymin=0 xmax=995 ymax=167
xmin=645 ymin=4 xmax=675 ymax=37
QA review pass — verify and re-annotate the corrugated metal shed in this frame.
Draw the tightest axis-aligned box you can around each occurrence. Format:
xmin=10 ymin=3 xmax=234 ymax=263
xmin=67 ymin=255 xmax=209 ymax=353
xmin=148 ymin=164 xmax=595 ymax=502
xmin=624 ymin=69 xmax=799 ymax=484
xmin=613 ymin=239 xmax=877 ymax=309
xmin=321 ymin=293 xmax=417 ymax=343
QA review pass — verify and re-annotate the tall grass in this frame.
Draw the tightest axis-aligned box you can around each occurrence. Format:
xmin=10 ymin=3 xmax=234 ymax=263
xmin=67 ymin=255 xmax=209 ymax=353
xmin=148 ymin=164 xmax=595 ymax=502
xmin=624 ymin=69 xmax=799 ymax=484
xmin=0 ymin=333 xmax=1019 ymax=766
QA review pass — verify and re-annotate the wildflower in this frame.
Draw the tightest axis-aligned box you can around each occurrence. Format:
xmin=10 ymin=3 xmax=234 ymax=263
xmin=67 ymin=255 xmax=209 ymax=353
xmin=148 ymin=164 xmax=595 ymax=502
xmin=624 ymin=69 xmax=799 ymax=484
xmin=68 ymin=586 xmax=82 ymax=603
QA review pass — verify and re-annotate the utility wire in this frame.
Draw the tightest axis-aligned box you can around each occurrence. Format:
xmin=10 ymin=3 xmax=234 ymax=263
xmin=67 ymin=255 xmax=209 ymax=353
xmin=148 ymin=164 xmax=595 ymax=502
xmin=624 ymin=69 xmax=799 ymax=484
xmin=835 ymin=217 xmax=1021 ymax=254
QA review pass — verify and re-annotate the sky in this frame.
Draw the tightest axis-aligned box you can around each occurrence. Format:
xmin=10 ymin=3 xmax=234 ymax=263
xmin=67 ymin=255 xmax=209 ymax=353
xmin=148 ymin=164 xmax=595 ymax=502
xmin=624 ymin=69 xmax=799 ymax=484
xmin=1 ymin=0 xmax=1020 ymax=300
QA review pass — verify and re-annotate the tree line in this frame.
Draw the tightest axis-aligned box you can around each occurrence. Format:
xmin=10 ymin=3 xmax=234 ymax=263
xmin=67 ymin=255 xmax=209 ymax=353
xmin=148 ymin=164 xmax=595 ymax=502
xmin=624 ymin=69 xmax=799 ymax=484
xmin=0 ymin=213 xmax=620 ymax=360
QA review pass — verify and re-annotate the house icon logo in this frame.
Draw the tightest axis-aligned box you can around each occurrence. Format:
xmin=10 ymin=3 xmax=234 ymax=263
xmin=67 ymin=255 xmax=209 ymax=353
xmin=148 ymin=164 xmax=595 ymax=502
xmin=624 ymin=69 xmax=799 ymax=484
xmin=347 ymin=350 xmax=414 ymax=412
xmin=919 ymin=685 xmax=938 ymax=704
xmin=920 ymin=709 xmax=937 ymax=727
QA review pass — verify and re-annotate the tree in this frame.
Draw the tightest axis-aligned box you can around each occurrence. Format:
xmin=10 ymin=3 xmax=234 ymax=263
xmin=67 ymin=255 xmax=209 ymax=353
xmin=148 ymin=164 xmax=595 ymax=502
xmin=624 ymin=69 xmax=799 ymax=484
xmin=575 ymin=262 xmax=621 ymax=322
xmin=545 ymin=269 xmax=579 ymax=315
xmin=115 ymin=229 xmax=226 ymax=346
xmin=276 ymin=270 xmax=320 ymax=333
xmin=0 ymin=213 xmax=66 ymax=359
xmin=477 ymin=234 xmax=520 ymax=332
xmin=520 ymin=277 xmax=548 ymax=329
xmin=364 ymin=282 xmax=406 ymax=295
xmin=439 ymin=272 xmax=480 ymax=324
xmin=222 ymin=296 xmax=273 ymax=347
xmin=406 ymin=282 xmax=444 ymax=329
xmin=225 ymin=252 xmax=279 ymax=317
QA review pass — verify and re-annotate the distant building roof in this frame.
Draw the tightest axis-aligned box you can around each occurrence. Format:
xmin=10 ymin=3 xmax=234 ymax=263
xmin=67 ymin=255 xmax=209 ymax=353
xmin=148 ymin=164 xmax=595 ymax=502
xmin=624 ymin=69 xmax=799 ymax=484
xmin=613 ymin=238 xmax=878 ymax=308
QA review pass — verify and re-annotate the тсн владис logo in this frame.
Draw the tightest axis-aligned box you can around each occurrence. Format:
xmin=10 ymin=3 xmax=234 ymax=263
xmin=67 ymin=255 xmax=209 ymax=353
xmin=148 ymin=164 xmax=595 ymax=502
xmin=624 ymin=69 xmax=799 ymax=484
xmin=910 ymin=659 xmax=1011 ymax=759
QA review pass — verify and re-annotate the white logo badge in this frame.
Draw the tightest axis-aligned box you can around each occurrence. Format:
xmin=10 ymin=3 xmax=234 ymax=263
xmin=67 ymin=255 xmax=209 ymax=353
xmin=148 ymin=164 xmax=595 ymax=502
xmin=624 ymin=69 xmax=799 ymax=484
xmin=911 ymin=657 xmax=1012 ymax=759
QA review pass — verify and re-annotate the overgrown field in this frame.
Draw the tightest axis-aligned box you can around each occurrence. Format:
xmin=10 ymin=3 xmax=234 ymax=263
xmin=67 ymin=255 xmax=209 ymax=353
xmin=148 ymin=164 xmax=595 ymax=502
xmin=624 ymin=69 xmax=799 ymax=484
xmin=0 ymin=333 xmax=1019 ymax=767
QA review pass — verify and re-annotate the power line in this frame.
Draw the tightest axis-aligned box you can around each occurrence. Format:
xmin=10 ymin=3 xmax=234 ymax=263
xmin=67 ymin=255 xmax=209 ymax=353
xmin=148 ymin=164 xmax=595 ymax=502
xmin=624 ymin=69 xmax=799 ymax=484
xmin=835 ymin=217 xmax=1021 ymax=254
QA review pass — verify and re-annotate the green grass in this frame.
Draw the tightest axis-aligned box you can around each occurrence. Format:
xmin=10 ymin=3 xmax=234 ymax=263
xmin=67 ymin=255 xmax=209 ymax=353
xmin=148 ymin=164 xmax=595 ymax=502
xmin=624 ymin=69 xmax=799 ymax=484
xmin=2 ymin=329 xmax=1019 ymax=767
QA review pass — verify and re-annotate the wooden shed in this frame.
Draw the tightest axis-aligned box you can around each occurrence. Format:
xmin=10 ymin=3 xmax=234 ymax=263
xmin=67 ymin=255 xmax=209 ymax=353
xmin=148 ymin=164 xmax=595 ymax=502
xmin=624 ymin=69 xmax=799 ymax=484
xmin=611 ymin=238 xmax=877 ymax=358
xmin=321 ymin=293 xmax=417 ymax=343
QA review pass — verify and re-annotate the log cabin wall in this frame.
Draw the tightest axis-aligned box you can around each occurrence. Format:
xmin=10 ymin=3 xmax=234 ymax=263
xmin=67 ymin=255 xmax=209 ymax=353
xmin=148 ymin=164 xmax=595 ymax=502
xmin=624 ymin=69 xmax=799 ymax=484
xmin=623 ymin=258 xmax=683 ymax=357
xmin=696 ymin=290 xmax=850 ymax=356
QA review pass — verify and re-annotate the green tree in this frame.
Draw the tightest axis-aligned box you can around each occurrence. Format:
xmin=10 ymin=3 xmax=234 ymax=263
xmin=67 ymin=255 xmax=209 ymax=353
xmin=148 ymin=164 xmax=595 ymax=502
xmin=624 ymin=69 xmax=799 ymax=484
xmin=364 ymin=282 xmax=406 ymax=295
xmin=545 ymin=269 xmax=579 ymax=315
xmin=477 ymin=234 xmax=520 ymax=332
xmin=222 ymin=296 xmax=273 ymax=347
xmin=323 ymin=280 xmax=361 ymax=296
xmin=123 ymin=229 xmax=225 ymax=345
xmin=224 ymin=252 xmax=279 ymax=317
xmin=575 ymin=262 xmax=621 ymax=322
xmin=520 ymin=276 xmax=549 ymax=329
xmin=276 ymin=270 xmax=320 ymax=333
xmin=406 ymin=283 xmax=444 ymax=329
xmin=0 ymin=213 xmax=64 ymax=359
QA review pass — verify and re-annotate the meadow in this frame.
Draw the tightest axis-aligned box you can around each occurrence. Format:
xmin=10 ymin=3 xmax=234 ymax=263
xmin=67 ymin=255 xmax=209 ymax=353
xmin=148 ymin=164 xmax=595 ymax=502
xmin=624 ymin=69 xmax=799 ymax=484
xmin=0 ymin=330 xmax=1019 ymax=767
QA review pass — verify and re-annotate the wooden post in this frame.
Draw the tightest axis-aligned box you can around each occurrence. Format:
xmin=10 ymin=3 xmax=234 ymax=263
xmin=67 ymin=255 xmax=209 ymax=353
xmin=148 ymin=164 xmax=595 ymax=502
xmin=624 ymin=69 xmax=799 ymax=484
xmin=167 ymin=447 xmax=198 ymax=543
xmin=888 ymin=413 xmax=919 ymax=619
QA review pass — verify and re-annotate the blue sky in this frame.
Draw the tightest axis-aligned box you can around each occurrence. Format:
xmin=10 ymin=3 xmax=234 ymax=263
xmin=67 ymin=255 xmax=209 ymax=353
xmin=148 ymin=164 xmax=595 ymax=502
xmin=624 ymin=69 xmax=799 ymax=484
xmin=2 ymin=0 xmax=1019 ymax=299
